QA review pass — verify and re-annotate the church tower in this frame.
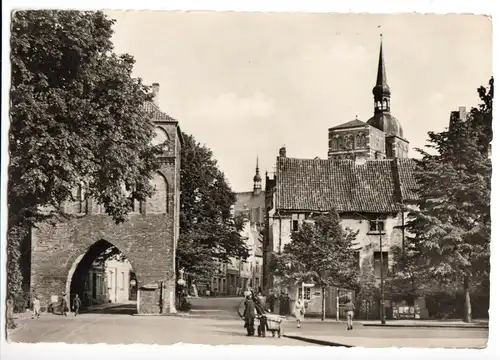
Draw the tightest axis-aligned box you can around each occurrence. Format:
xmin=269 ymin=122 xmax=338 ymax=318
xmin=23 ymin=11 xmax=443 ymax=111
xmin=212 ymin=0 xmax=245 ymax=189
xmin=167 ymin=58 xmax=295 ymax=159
xmin=366 ymin=35 xmax=409 ymax=158
xmin=253 ymin=156 xmax=262 ymax=196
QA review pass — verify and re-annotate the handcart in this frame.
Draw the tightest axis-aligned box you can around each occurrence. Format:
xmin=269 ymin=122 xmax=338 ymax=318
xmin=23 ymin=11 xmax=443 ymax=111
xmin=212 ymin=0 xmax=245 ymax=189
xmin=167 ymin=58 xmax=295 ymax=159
xmin=257 ymin=313 xmax=285 ymax=338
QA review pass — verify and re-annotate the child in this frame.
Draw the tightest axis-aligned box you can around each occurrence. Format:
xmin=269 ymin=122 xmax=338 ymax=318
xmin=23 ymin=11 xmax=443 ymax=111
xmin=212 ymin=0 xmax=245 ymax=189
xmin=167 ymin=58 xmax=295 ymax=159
xmin=32 ymin=296 xmax=41 ymax=319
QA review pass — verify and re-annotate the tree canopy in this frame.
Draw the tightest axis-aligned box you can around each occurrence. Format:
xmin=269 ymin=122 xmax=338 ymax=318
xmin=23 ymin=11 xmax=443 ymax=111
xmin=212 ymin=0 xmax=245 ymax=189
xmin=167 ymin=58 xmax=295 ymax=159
xmin=177 ymin=133 xmax=249 ymax=282
xmin=9 ymin=10 xmax=164 ymax=229
xmin=400 ymin=77 xmax=493 ymax=321
xmin=8 ymin=10 xmax=164 ymax=301
xmin=271 ymin=210 xmax=360 ymax=290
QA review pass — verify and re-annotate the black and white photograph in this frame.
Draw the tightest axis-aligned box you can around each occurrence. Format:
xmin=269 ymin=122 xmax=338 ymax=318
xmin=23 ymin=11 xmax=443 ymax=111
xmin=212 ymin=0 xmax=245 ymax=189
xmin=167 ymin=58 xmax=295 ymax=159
xmin=1 ymin=2 xmax=494 ymax=353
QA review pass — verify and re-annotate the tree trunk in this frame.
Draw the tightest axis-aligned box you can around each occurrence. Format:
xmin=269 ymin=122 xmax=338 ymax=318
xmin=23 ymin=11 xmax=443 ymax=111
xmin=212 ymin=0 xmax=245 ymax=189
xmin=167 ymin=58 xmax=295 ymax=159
xmin=321 ymin=286 xmax=326 ymax=321
xmin=463 ymin=275 xmax=472 ymax=323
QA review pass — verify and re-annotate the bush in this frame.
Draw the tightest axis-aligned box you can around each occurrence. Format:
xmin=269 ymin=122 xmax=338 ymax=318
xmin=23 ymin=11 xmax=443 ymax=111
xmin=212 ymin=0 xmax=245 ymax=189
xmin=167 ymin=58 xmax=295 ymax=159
xmin=425 ymin=291 xmax=490 ymax=319
xmin=13 ymin=291 xmax=30 ymax=313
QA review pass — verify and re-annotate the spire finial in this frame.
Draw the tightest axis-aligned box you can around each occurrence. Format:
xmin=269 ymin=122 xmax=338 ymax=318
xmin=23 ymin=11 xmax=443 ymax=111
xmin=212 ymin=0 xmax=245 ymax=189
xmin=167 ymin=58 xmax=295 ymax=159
xmin=253 ymin=153 xmax=262 ymax=189
xmin=372 ymin=34 xmax=391 ymax=100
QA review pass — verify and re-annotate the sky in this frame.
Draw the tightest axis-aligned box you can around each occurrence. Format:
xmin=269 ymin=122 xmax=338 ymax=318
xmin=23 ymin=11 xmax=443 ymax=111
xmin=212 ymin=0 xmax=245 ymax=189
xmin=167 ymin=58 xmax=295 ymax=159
xmin=107 ymin=11 xmax=492 ymax=193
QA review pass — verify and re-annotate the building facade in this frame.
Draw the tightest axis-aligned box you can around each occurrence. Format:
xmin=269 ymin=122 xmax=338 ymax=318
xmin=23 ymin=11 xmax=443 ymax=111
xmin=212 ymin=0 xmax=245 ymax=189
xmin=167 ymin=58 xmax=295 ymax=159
xmin=30 ymin=83 xmax=183 ymax=314
xmin=221 ymin=158 xmax=266 ymax=296
xmin=263 ymin=38 xmax=428 ymax=319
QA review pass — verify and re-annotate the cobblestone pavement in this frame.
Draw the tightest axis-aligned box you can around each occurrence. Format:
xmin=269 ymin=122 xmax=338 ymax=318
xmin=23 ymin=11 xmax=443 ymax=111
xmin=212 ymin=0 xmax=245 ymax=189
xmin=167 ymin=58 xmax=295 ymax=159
xmin=7 ymin=312 xmax=313 ymax=346
xmin=7 ymin=309 xmax=488 ymax=348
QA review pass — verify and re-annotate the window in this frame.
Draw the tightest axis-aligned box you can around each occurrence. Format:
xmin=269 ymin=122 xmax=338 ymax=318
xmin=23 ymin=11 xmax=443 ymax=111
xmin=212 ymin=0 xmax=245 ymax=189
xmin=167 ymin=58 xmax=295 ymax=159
xmin=298 ymin=287 xmax=311 ymax=300
xmin=147 ymin=172 xmax=168 ymax=213
xmin=369 ymin=219 xmax=385 ymax=233
xmin=373 ymin=251 xmax=389 ymax=278
xmin=292 ymin=220 xmax=299 ymax=232
xmin=152 ymin=127 xmax=169 ymax=149
xmin=74 ymin=183 xmax=87 ymax=214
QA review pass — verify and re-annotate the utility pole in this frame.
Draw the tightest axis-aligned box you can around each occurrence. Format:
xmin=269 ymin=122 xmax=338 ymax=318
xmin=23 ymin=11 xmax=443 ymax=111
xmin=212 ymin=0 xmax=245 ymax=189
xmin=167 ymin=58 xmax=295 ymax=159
xmin=379 ymin=216 xmax=386 ymax=325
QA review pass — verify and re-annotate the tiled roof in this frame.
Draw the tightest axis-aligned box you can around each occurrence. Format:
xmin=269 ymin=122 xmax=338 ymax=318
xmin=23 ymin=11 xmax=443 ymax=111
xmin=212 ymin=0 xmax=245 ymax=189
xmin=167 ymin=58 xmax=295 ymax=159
xmin=142 ymin=102 xmax=176 ymax=122
xmin=396 ymin=158 xmax=419 ymax=201
xmin=142 ymin=101 xmax=184 ymax=145
xmin=329 ymin=119 xmax=367 ymax=130
xmin=276 ymin=157 xmax=418 ymax=213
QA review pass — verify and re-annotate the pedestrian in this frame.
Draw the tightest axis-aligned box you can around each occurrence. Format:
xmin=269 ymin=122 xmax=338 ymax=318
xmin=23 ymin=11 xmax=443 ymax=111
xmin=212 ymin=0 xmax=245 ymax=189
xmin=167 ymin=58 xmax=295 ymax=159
xmin=73 ymin=294 xmax=81 ymax=316
xmin=294 ymin=296 xmax=305 ymax=328
xmin=60 ymin=293 xmax=68 ymax=317
xmin=345 ymin=297 xmax=355 ymax=330
xmin=267 ymin=290 xmax=276 ymax=313
xmin=243 ymin=294 xmax=256 ymax=336
xmin=32 ymin=295 xmax=41 ymax=319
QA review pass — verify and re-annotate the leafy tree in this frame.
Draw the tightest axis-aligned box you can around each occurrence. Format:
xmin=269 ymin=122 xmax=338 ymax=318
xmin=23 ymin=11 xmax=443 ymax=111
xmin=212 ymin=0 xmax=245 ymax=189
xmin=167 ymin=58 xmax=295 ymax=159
xmin=177 ymin=133 xmax=249 ymax=282
xmin=405 ymin=78 xmax=493 ymax=322
xmin=271 ymin=210 xmax=359 ymax=320
xmin=9 ymin=11 xmax=164 ymax=300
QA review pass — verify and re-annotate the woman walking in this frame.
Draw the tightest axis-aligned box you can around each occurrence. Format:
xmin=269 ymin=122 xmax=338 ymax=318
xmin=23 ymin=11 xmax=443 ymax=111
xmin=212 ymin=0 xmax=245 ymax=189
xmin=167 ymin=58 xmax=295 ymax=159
xmin=294 ymin=296 xmax=305 ymax=328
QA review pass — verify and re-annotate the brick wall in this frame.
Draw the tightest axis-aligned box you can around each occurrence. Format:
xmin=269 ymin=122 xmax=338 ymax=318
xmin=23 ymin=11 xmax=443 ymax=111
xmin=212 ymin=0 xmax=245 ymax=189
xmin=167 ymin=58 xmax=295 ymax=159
xmin=31 ymin=213 xmax=175 ymax=314
xmin=30 ymin=119 xmax=182 ymax=315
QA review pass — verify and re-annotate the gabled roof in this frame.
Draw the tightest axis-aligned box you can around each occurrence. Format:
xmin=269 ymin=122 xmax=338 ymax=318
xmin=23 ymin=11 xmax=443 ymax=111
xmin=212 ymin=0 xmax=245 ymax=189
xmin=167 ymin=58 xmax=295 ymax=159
xmin=142 ymin=101 xmax=184 ymax=146
xmin=143 ymin=102 xmax=176 ymax=122
xmin=329 ymin=119 xmax=367 ymax=131
xmin=276 ymin=157 xmax=418 ymax=213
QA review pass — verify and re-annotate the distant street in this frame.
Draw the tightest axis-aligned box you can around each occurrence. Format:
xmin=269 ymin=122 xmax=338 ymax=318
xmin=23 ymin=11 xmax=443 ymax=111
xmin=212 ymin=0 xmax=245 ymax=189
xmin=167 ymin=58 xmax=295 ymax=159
xmin=8 ymin=297 xmax=489 ymax=348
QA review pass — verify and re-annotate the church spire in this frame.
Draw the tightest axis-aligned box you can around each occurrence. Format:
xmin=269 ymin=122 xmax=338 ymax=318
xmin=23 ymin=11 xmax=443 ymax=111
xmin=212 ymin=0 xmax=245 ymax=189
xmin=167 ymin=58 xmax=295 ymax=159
xmin=253 ymin=155 xmax=262 ymax=195
xmin=372 ymin=35 xmax=391 ymax=114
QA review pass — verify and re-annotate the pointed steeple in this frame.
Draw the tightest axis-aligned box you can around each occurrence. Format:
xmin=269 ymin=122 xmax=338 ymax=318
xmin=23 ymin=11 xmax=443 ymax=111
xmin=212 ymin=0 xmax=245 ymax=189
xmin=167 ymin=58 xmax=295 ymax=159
xmin=372 ymin=35 xmax=391 ymax=114
xmin=253 ymin=155 xmax=262 ymax=195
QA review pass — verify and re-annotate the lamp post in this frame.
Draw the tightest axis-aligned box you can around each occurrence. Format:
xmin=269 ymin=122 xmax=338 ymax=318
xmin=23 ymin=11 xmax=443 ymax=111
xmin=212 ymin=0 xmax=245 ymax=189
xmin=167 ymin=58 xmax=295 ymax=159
xmin=378 ymin=217 xmax=386 ymax=325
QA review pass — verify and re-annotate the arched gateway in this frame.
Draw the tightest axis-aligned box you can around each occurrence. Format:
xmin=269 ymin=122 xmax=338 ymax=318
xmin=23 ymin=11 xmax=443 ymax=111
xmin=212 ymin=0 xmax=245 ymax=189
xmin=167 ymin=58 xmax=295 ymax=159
xmin=29 ymin=92 xmax=183 ymax=315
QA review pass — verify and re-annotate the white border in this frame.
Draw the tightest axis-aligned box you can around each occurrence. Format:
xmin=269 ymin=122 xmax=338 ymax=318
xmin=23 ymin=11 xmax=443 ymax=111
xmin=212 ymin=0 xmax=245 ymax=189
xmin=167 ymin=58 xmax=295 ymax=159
xmin=1 ymin=1 xmax=497 ymax=360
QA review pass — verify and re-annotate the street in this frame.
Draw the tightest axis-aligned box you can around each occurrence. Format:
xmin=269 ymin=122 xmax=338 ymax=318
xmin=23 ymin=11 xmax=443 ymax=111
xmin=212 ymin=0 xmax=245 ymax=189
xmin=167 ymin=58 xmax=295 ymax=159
xmin=7 ymin=299 xmax=489 ymax=348
xmin=7 ymin=310 xmax=312 ymax=346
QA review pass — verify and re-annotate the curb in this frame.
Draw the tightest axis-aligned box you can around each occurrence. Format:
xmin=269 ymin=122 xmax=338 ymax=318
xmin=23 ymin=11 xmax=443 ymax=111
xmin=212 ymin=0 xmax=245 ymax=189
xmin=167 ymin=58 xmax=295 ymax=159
xmin=283 ymin=334 xmax=352 ymax=347
xmin=362 ymin=324 xmax=488 ymax=329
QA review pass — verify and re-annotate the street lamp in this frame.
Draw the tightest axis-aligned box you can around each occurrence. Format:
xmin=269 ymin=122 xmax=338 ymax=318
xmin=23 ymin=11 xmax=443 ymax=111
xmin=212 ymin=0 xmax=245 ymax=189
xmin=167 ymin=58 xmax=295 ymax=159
xmin=378 ymin=216 xmax=386 ymax=325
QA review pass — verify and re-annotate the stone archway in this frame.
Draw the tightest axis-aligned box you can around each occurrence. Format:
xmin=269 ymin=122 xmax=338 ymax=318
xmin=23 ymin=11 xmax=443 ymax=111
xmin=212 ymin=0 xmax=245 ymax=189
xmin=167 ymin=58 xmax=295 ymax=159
xmin=65 ymin=239 xmax=138 ymax=313
xmin=30 ymin=214 xmax=177 ymax=315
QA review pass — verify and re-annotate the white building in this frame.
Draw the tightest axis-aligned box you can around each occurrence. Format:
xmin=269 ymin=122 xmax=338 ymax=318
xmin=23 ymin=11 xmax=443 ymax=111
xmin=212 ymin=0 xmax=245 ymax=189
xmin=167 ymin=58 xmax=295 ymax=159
xmin=105 ymin=258 xmax=134 ymax=303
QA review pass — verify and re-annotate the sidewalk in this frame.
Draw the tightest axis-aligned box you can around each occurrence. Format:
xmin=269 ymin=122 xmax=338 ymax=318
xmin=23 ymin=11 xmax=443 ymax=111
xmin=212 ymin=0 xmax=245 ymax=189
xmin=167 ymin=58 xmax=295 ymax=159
xmin=360 ymin=319 xmax=489 ymax=328
xmin=298 ymin=317 xmax=488 ymax=328
xmin=283 ymin=332 xmax=488 ymax=349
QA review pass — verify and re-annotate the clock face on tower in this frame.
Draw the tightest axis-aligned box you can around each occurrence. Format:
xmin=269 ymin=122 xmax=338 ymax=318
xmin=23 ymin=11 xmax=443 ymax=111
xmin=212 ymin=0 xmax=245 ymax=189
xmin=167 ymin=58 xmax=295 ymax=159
xmin=152 ymin=127 xmax=169 ymax=151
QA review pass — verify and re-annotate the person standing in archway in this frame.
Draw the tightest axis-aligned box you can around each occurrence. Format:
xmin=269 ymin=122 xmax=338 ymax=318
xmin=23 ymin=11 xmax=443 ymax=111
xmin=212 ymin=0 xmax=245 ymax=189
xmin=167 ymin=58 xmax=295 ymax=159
xmin=60 ymin=293 xmax=68 ymax=317
xmin=73 ymin=294 xmax=81 ymax=316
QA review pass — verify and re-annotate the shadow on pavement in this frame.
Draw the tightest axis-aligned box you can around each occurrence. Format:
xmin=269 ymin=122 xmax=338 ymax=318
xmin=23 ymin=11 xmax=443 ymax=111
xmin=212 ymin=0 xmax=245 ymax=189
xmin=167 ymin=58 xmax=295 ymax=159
xmin=82 ymin=303 xmax=137 ymax=316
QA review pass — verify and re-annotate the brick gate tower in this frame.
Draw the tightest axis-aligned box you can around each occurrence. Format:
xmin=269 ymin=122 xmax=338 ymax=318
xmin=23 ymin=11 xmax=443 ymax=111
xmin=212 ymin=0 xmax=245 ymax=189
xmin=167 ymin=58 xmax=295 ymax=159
xmin=29 ymin=83 xmax=183 ymax=315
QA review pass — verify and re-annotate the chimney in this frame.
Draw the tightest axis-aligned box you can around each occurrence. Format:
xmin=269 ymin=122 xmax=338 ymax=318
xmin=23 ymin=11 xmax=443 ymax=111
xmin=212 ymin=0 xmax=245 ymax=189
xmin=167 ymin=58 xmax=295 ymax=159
xmin=458 ymin=106 xmax=467 ymax=121
xmin=152 ymin=83 xmax=160 ymax=107
xmin=279 ymin=146 xmax=287 ymax=158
